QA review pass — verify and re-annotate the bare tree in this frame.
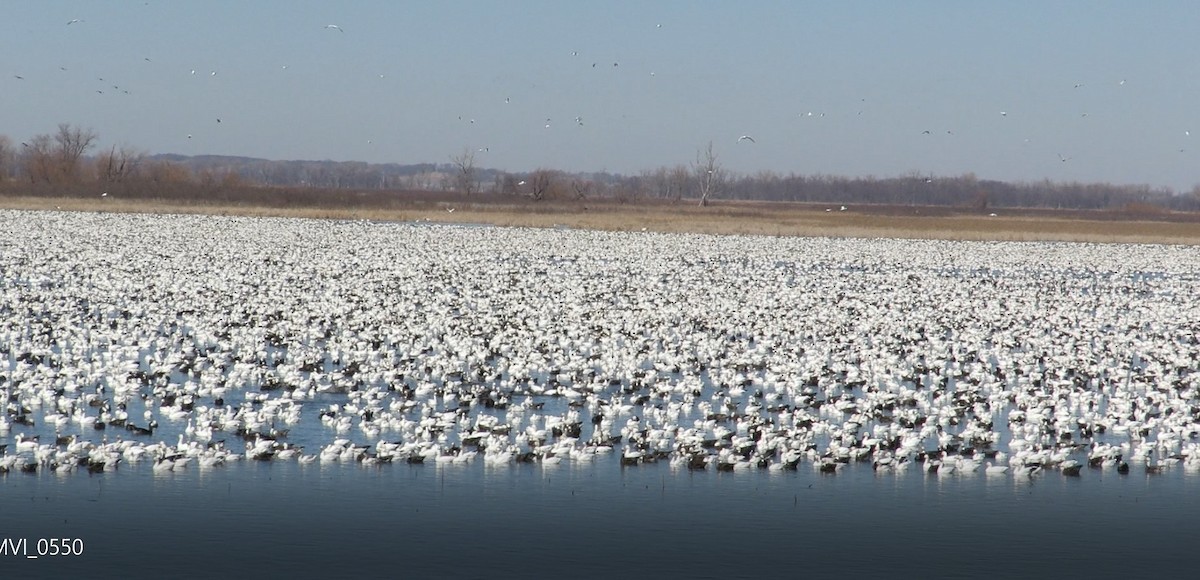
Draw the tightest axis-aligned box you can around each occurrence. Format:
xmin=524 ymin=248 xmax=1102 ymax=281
xmin=494 ymin=172 xmax=519 ymax=195
xmin=142 ymin=159 xmax=192 ymax=187
xmin=693 ymin=141 xmax=725 ymax=207
xmin=450 ymin=147 xmax=477 ymax=195
xmin=53 ymin=123 xmax=98 ymax=183
xmin=528 ymin=169 xmax=551 ymax=201
xmin=669 ymin=164 xmax=690 ymax=202
xmin=0 ymin=135 xmax=11 ymax=182
xmin=570 ymin=178 xmax=592 ymax=200
xmin=22 ymin=134 xmax=57 ymax=184
xmin=643 ymin=168 xmax=669 ymax=199
xmin=97 ymin=145 xmax=144 ymax=184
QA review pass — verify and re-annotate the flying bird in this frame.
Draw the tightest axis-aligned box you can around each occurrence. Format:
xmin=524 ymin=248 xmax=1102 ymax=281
xmin=325 ymin=24 xmax=343 ymax=32
xmin=737 ymin=135 xmax=755 ymax=143
xmin=67 ymin=19 xmax=82 ymax=25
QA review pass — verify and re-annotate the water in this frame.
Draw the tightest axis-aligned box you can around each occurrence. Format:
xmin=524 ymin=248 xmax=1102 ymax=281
xmin=4 ymin=460 xmax=1198 ymax=579
xmin=4 ymin=212 xmax=1200 ymax=578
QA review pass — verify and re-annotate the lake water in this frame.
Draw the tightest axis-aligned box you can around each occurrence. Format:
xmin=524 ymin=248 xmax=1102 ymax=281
xmin=5 ymin=459 xmax=1199 ymax=579
xmin=5 ymin=212 xmax=1200 ymax=578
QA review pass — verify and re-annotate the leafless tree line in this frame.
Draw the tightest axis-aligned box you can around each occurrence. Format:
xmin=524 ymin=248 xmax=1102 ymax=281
xmin=2 ymin=127 xmax=1197 ymax=212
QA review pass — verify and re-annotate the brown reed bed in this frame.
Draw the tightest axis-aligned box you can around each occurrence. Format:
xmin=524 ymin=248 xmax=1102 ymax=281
xmin=4 ymin=193 xmax=1199 ymax=245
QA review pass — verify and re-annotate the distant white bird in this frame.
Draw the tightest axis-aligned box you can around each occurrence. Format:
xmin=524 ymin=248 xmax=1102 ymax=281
xmin=1000 ymin=111 xmax=1007 ymax=117
xmin=737 ymin=135 xmax=755 ymax=143
xmin=1058 ymin=153 xmax=1071 ymax=163
xmin=325 ymin=24 xmax=343 ymax=32
xmin=100 ymin=192 xmax=108 ymax=198
xmin=446 ymin=208 xmax=455 ymax=213
xmin=67 ymin=19 xmax=82 ymax=25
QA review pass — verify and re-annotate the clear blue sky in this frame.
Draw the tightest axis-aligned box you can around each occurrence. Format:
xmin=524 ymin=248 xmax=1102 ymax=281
xmin=4 ymin=1 xmax=1199 ymax=192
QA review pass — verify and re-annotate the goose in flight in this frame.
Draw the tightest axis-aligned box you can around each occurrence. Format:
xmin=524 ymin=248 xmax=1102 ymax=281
xmin=325 ymin=24 xmax=343 ymax=32
xmin=737 ymin=135 xmax=755 ymax=143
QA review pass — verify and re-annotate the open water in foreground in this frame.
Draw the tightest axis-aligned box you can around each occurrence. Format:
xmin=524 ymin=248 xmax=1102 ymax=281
xmin=5 ymin=461 xmax=1199 ymax=579
xmin=4 ymin=213 xmax=1200 ymax=578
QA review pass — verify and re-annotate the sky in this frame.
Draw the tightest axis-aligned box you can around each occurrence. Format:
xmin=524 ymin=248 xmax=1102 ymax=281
xmin=4 ymin=1 xmax=1200 ymax=192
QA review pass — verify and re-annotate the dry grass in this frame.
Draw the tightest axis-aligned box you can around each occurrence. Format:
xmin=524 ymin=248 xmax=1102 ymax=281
xmin=5 ymin=194 xmax=1200 ymax=245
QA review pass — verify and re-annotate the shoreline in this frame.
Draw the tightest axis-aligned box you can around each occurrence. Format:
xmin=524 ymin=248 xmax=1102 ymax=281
xmin=4 ymin=194 xmax=1200 ymax=245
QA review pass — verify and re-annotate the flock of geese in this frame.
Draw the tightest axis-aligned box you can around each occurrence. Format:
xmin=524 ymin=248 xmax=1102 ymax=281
xmin=2 ymin=210 xmax=1199 ymax=481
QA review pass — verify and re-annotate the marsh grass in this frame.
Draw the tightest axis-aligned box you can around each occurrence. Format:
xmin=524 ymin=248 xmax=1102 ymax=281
xmin=4 ymin=194 xmax=1199 ymax=245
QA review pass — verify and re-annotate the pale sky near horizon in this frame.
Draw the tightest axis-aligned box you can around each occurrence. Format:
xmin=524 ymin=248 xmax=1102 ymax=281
xmin=4 ymin=1 xmax=1199 ymax=192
